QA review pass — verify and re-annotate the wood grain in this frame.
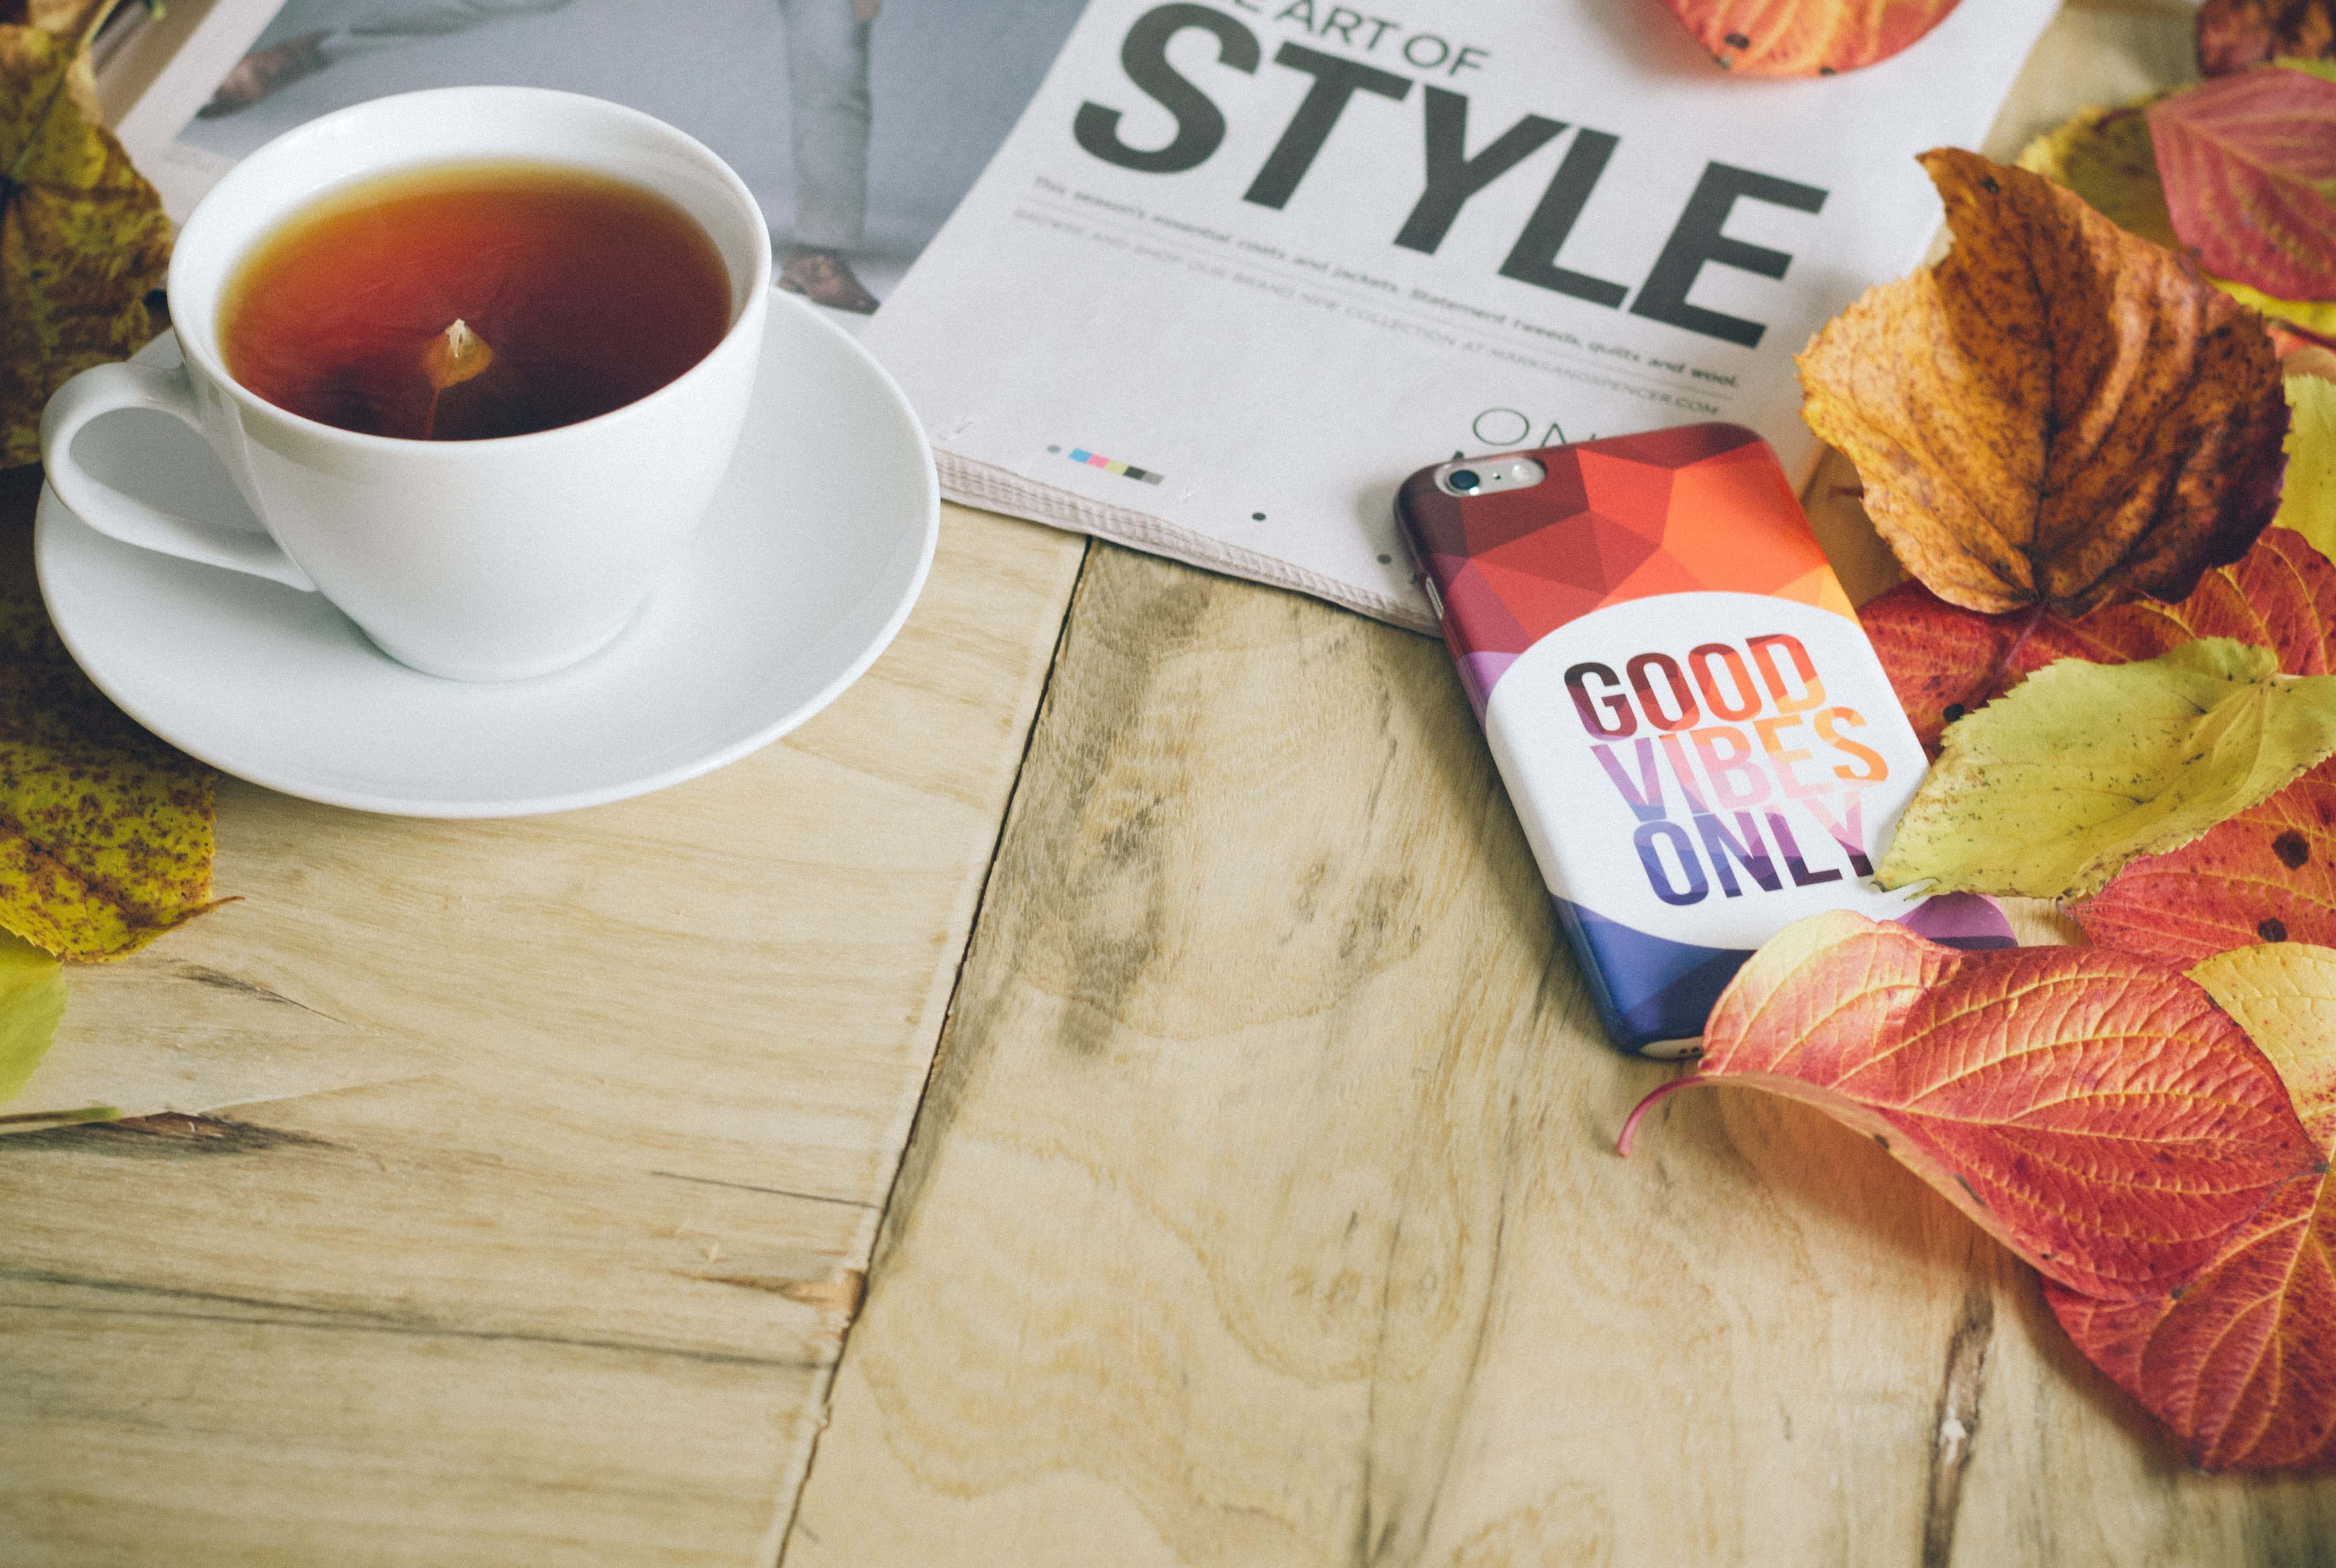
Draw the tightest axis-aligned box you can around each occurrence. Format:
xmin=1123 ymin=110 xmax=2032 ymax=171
xmin=0 ymin=497 xmax=1086 ymax=1566
xmin=783 ymin=547 xmax=1940 ymax=1565
xmin=786 ymin=24 xmax=2336 ymax=1567
xmin=785 ymin=544 xmax=2336 ymax=1568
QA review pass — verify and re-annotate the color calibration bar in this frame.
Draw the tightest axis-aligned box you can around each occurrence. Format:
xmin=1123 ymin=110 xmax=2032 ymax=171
xmin=1068 ymin=447 xmax=1165 ymax=486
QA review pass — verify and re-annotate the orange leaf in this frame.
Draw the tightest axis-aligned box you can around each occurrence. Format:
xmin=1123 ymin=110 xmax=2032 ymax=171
xmin=2197 ymin=0 xmax=2336 ymax=76
xmin=2048 ymin=944 xmax=2336 ymax=1470
xmin=1864 ymin=519 xmax=2336 ymax=751
xmin=1656 ymin=0 xmax=1960 ymax=75
xmin=1799 ymin=150 xmax=2289 ymax=619
xmin=2069 ymin=756 xmax=2336 ymax=963
xmin=1620 ymin=912 xmax=2318 ymax=1301
xmin=2150 ymin=67 xmax=2336 ymax=303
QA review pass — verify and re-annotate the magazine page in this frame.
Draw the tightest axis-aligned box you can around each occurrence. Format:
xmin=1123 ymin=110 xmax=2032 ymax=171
xmin=864 ymin=0 xmax=2060 ymax=630
xmin=161 ymin=0 xmax=1089 ymax=330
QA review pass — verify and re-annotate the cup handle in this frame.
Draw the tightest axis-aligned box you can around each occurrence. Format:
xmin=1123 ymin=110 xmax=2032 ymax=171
xmin=38 ymin=361 xmax=318 ymax=592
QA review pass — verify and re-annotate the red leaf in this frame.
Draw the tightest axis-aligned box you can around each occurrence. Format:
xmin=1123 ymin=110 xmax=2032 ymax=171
xmin=2197 ymin=0 xmax=2336 ymax=77
xmin=2049 ymin=944 xmax=2336 ymax=1470
xmin=2150 ymin=69 xmax=2336 ymax=302
xmin=1620 ymin=912 xmax=2318 ymax=1301
xmin=1862 ymin=526 xmax=2336 ymax=751
xmin=1657 ymin=0 xmax=1960 ymax=75
xmin=2070 ymin=758 xmax=2336 ymax=963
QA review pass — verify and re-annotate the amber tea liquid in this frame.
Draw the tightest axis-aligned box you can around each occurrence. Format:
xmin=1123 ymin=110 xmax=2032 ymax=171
xmin=219 ymin=161 xmax=732 ymax=442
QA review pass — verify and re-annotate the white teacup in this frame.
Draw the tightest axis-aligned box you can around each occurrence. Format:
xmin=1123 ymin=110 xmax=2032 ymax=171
xmin=40 ymin=87 xmax=772 ymax=682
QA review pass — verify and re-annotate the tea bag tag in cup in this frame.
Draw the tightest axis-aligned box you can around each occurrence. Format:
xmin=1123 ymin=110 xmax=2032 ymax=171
xmin=38 ymin=364 xmax=318 ymax=591
xmin=421 ymin=319 xmax=495 ymax=441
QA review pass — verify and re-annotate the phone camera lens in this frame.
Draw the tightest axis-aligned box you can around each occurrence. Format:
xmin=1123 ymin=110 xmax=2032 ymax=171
xmin=1449 ymin=469 xmax=1481 ymax=492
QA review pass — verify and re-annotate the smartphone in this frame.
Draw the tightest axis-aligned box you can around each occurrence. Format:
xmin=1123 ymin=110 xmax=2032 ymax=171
xmin=1395 ymin=423 xmax=2008 ymax=1057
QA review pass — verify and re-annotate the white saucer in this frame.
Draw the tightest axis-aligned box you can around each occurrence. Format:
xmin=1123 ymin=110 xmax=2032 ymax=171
xmin=36 ymin=290 xmax=938 ymax=817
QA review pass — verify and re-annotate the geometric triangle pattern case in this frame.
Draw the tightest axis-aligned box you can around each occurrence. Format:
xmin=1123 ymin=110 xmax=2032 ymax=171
xmin=1397 ymin=424 xmax=2010 ymax=1055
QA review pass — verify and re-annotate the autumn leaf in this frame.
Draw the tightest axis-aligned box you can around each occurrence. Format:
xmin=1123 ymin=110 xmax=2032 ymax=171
xmin=2198 ymin=0 xmax=2336 ymax=76
xmin=2018 ymin=92 xmax=2336 ymax=348
xmin=2015 ymin=100 xmax=2178 ymax=248
xmin=0 ymin=573 xmax=220 ymax=958
xmin=1861 ymin=522 xmax=2336 ymax=961
xmin=2149 ymin=67 xmax=2336 ymax=303
xmin=1619 ymin=911 xmax=2318 ymax=1301
xmin=0 ymin=928 xmax=64 ymax=1100
xmin=2281 ymin=374 xmax=2336 ymax=557
xmin=0 ymin=0 xmax=171 ymax=468
xmin=1874 ymin=639 xmax=2336 ymax=900
xmin=2069 ymin=758 xmax=2336 ymax=962
xmin=1655 ymin=0 xmax=1960 ymax=74
xmin=1864 ymin=521 xmax=2336 ymax=751
xmin=1799 ymin=150 xmax=2288 ymax=620
xmin=2048 ymin=943 xmax=2336 ymax=1470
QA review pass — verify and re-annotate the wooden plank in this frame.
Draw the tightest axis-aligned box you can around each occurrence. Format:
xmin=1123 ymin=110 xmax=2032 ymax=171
xmin=794 ymin=18 xmax=2336 ymax=1564
xmin=0 ymin=494 xmax=1087 ymax=1566
xmin=784 ymin=543 xmax=2336 ymax=1567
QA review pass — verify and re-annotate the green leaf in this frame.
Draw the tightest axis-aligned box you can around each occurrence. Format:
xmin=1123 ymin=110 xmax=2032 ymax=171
xmin=0 ymin=927 xmax=66 ymax=1101
xmin=1875 ymin=639 xmax=2336 ymax=899
xmin=2279 ymin=374 xmax=2336 ymax=562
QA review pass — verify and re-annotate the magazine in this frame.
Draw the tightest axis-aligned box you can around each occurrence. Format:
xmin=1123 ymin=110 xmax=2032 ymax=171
xmin=864 ymin=0 xmax=2060 ymax=628
xmin=147 ymin=0 xmax=2059 ymax=630
xmin=154 ymin=0 xmax=1089 ymax=321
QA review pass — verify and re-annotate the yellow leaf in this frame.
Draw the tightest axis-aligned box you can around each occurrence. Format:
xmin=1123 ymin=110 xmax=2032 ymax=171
xmin=2220 ymin=280 xmax=2336 ymax=341
xmin=1875 ymin=639 xmax=2336 ymax=899
xmin=0 ymin=3 xmax=172 ymax=468
xmin=0 ymin=927 xmax=64 ymax=1101
xmin=0 ymin=572 xmax=221 ymax=958
xmin=2015 ymin=100 xmax=2178 ymax=248
xmin=2278 ymin=374 xmax=2336 ymax=560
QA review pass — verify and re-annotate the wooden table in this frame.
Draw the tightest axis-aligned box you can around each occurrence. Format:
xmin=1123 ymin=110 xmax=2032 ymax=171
xmin=6 ymin=3 xmax=2332 ymax=1562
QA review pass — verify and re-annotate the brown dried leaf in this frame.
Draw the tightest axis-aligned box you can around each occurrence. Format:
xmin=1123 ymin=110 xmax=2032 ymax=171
xmin=2198 ymin=0 xmax=2336 ymax=76
xmin=1799 ymin=150 xmax=2290 ymax=618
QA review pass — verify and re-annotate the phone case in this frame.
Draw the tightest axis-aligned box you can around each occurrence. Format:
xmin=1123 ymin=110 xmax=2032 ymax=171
xmin=1395 ymin=423 xmax=2010 ymax=1057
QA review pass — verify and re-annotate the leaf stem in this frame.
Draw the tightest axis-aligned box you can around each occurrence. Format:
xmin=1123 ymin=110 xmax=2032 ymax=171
xmin=1617 ymin=1072 xmax=1709 ymax=1156
xmin=1964 ymin=600 xmax=2052 ymax=728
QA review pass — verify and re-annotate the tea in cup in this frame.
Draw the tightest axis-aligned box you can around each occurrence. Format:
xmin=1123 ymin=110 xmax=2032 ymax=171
xmin=40 ymin=87 xmax=773 ymax=682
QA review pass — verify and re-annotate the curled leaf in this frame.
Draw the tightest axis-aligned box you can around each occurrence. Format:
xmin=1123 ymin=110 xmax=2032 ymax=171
xmin=1874 ymin=639 xmax=2336 ymax=900
xmin=2149 ymin=67 xmax=2336 ymax=303
xmin=1865 ymin=522 xmax=2336 ymax=751
xmin=0 ymin=0 xmax=171 ymax=467
xmin=1655 ymin=0 xmax=1960 ymax=75
xmin=2049 ymin=943 xmax=2336 ymax=1470
xmin=0 ymin=577 xmax=221 ymax=957
xmin=1799 ymin=150 xmax=2288 ymax=619
xmin=0 ymin=928 xmax=64 ymax=1101
xmin=1621 ymin=911 xmax=2318 ymax=1301
xmin=2197 ymin=0 xmax=2336 ymax=76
